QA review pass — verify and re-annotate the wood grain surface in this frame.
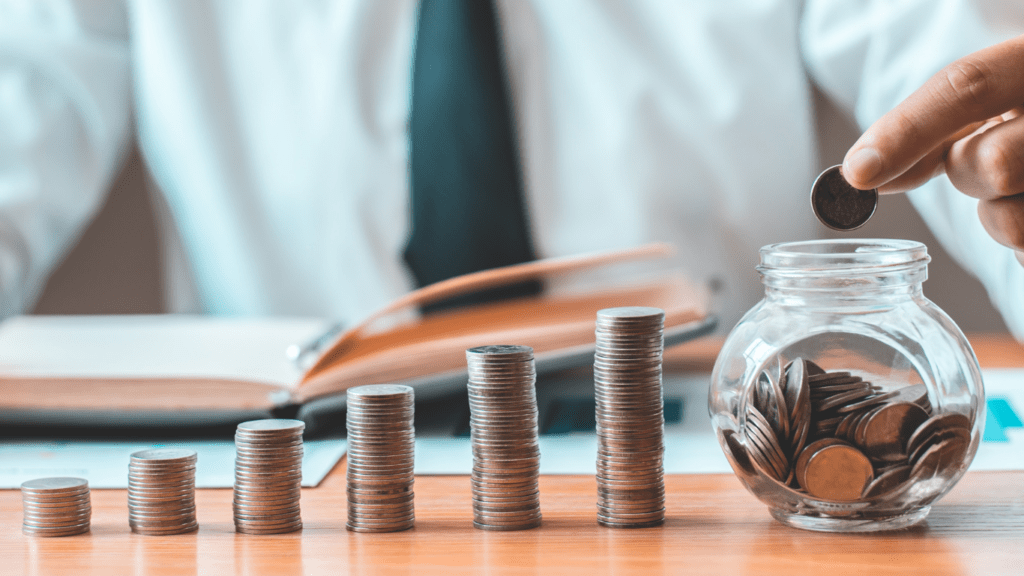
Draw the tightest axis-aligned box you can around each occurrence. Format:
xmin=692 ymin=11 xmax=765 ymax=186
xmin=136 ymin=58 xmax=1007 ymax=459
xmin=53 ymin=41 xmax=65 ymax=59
xmin=2 ymin=334 xmax=1022 ymax=575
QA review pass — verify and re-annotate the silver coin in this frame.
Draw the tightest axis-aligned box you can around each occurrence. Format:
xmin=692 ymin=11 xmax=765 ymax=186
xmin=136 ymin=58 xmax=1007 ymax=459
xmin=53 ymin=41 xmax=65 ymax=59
xmin=232 ymin=509 xmax=301 ymax=522
xmin=233 ymin=491 xmax=301 ymax=502
xmin=346 ymin=448 xmax=415 ymax=459
xmin=235 ymin=523 xmax=302 ymax=535
xmin=346 ymin=490 xmax=416 ymax=502
xmin=128 ymin=507 xmax=195 ymax=518
xmin=472 ymin=517 xmax=542 ymax=529
xmin=22 ymin=524 xmax=91 ymax=537
xmin=466 ymin=344 xmax=533 ymax=358
xmin=234 ymin=448 xmax=304 ymax=457
xmin=346 ymin=522 xmax=414 ymax=533
xmin=236 ymin=418 xmax=305 ymax=433
xmin=596 ymin=517 xmax=664 ymax=529
xmin=128 ymin=470 xmax=195 ymax=481
xmin=232 ymin=502 xmax=301 ymax=513
xmin=468 ymin=516 xmax=540 ymax=528
xmin=131 ymin=524 xmax=198 ymax=536
xmin=348 ymin=383 xmax=414 ymax=398
xmin=130 ymin=448 xmax=197 ymax=463
xmin=20 ymin=495 xmax=90 ymax=506
xmin=20 ymin=477 xmax=90 ymax=494
xmin=346 ymin=515 xmax=416 ymax=525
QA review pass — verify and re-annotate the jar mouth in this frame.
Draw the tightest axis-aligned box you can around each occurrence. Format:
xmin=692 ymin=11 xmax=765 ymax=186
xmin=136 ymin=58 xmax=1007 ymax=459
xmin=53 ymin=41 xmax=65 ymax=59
xmin=759 ymin=239 xmax=928 ymax=271
xmin=758 ymin=239 xmax=929 ymax=289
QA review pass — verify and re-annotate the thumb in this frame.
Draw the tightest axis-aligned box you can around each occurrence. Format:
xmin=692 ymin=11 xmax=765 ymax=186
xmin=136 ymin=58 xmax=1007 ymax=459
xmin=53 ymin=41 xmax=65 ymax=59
xmin=843 ymin=35 xmax=1024 ymax=191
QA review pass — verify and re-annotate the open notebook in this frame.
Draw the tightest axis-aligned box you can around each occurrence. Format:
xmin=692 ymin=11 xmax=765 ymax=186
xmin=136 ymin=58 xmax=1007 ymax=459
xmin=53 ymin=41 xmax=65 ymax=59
xmin=0 ymin=244 xmax=713 ymax=427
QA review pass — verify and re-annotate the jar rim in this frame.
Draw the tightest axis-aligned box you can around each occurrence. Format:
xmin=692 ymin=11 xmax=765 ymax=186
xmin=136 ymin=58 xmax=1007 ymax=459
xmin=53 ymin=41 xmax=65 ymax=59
xmin=758 ymin=239 xmax=929 ymax=274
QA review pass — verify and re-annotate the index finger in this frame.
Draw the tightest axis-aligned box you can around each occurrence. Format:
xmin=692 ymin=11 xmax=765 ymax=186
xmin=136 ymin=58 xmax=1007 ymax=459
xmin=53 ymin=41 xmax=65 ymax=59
xmin=843 ymin=35 xmax=1024 ymax=191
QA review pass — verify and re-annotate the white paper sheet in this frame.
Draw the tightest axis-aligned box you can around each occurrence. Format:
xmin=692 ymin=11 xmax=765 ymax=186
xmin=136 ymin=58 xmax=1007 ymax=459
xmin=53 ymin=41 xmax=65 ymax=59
xmin=0 ymin=315 xmax=326 ymax=387
xmin=970 ymin=369 xmax=1024 ymax=471
xmin=0 ymin=439 xmax=346 ymax=489
xmin=416 ymin=369 xmax=1024 ymax=475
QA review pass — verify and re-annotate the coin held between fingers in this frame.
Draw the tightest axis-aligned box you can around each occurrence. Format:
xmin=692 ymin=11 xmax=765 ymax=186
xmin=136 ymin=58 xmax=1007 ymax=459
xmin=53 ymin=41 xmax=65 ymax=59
xmin=811 ymin=165 xmax=879 ymax=231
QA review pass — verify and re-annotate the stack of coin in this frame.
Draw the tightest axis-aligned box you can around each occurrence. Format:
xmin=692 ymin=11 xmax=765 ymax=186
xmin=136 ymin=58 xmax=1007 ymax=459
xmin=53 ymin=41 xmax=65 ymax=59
xmin=466 ymin=345 xmax=542 ymax=531
xmin=20 ymin=478 xmax=91 ymax=537
xmin=346 ymin=384 xmax=416 ymax=533
xmin=233 ymin=419 xmax=305 ymax=534
xmin=594 ymin=307 xmax=666 ymax=528
xmin=128 ymin=448 xmax=198 ymax=535
xmin=739 ymin=357 xmax=973 ymax=502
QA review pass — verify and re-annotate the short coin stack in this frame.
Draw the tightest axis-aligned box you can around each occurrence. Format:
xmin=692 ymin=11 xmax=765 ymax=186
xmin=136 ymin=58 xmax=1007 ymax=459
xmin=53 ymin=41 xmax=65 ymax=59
xmin=346 ymin=384 xmax=416 ymax=533
xmin=128 ymin=448 xmax=198 ymax=535
xmin=20 ymin=477 xmax=91 ymax=537
xmin=594 ymin=307 xmax=666 ymax=528
xmin=233 ymin=419 xmax=305 ymax=534
xmin=466 ymin=345 xmax=542 ymax=531
xmin=739 ymin=358 xmax=973 ymax=502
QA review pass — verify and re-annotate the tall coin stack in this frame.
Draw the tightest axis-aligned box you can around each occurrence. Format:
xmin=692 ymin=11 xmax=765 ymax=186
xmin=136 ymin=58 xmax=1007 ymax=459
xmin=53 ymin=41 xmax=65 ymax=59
xmin=346 ymin=384 xmax=416 ymax=533
xmin=594 ymin=307 xmax=667 ymax=528
xmin=128 ymin=448 xmax=198 ymax=535
xmin=466 ymin=345 xmax=542 ymax=531
xmin=20 ymin=477 xmax=91 ymax=537
xmin=233 ymin=419 xmax=305 ymax=534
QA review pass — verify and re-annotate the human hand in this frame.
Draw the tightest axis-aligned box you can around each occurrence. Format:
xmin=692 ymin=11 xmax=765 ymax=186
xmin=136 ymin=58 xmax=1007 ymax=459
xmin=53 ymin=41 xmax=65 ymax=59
xmin=842 ymin=35 xmax=1024 ymax=266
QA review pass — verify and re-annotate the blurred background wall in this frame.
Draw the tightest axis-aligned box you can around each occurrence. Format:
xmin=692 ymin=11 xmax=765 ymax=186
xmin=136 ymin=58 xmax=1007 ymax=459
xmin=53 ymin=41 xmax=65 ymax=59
xmin=30 ymin=88 xmax=1010 ymax=334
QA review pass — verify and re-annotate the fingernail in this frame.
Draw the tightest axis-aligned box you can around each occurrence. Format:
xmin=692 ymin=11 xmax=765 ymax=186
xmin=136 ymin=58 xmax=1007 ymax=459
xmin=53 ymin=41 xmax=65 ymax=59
xmin=843 ymin=147 xmax=883 ymax=187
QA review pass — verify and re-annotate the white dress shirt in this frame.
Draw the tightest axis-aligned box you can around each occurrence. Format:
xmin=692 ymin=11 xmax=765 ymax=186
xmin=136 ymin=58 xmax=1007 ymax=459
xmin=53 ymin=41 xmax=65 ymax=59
xmin=1 ymin=0 xmax=1022 ymax=337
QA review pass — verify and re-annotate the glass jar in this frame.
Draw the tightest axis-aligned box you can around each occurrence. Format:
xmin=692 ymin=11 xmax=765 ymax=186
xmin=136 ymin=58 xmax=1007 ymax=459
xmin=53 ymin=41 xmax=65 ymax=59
xmin=709 ymin=239 xmax=984 ymax=532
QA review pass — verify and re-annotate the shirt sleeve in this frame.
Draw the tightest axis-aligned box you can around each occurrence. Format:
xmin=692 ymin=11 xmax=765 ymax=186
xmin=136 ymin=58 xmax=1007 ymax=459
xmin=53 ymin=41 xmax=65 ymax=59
xmin=0 ymin=0 xmax=132 ymax=316
xmin=800 ymin=0 xmax=1024 ymax=339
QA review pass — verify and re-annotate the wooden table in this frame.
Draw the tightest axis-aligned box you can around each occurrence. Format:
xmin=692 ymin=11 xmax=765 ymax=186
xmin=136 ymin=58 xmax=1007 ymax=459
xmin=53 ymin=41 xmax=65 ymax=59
xmin=2 ymin=335 xmax=1023 ymax=575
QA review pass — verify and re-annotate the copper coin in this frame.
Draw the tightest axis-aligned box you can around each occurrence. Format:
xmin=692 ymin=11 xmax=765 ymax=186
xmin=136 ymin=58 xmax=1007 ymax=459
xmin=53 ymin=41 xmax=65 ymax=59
xmin=906 ymin=412 xmax=971 ymax=459
xmin=834 ymin=411 xmax=863 ymax=441
xmin=751 ymin=370 xmax=789 ymax=442
xmin=722 ymin=430 xmax=756 ymax=477
xmin=808 ymin=371 xmax=853 ymax=384
xmin=810 ymin=164 xmax=878 ymax=230
xmin=746 ymin=409 xmax=789 ymax=479
xmin=862 ymin=464 xmax=911 ymax=499
xmin=885 ymin=383 xmax=931 ymax=410
xmin=803 ymin=360 xmax=826 ymax=377
xmin=854 ymin=406 xmax=884 ymax=446
xmin=907 ymin=425 xmax=971 ymax=465
xmin=814 ymin=387 xmax=876 ymax=413
xmin=861 ymin=402 xmax=930 ymax=462
xmin=803 ymin=442 xmax=874 ymax=501
xmin=783 ymin=360 xmax=811 ymax=449
xmin=795 ymin=437 xmax=845 ymax=490
xmin=744 ymin=419 xmax=787 ymax=482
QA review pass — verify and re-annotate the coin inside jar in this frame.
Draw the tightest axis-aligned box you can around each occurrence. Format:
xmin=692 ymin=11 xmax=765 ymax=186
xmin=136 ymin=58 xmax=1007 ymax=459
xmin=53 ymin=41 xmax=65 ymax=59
xmin=810 ymin=165 xmax=878 ymax=231
xmin=802 ymin=442 xmax=874 ymax=501
xmin=860 ymin=402 xmax=930 ymax=462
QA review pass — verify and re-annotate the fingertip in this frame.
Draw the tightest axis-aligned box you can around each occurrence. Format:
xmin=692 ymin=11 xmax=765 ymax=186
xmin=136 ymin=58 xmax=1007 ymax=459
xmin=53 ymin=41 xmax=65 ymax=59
xmin=876 ymin=182 xmax=910 ymax=195
xmin=843 ymin=146 xmax=883 ymax=190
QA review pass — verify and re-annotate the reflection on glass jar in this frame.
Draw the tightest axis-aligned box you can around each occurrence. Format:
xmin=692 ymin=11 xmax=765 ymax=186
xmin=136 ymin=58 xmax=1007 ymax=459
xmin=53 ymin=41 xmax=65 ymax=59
xmin=709 ymin=239 xmax=984 ymax=532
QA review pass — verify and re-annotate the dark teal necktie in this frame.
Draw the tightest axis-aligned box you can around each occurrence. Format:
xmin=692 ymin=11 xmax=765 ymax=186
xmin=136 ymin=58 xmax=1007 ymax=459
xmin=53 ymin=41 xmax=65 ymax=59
xmin=405 ymin=0 xmax=541 ymax=313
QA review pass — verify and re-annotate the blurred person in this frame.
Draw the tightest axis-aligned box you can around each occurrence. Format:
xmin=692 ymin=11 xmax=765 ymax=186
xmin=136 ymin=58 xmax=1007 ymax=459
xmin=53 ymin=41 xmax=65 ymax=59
xmin=0 ymin=0 xmax=1022 ymax=337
